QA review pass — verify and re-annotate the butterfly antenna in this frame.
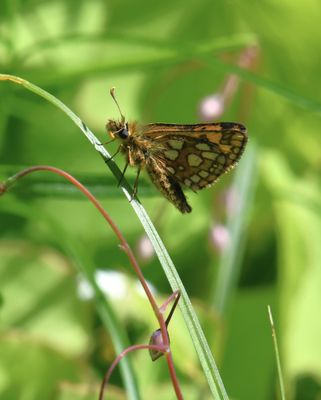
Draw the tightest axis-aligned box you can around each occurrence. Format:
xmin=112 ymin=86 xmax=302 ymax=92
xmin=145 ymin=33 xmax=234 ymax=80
xmin=110 ymin=87 xmax=125 ymax=124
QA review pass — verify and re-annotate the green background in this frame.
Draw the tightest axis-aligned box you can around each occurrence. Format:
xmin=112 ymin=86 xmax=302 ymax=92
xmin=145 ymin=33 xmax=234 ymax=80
xmin=0 ymin=0 xmax=320 ymax=399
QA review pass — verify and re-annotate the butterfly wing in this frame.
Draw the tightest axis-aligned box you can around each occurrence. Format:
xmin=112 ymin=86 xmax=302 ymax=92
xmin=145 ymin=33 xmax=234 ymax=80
xmin=142 ymin=123 xmax=248 ymax=192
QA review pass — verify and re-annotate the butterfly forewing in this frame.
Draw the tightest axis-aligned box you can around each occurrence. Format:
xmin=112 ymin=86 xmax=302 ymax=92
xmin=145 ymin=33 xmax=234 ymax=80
xmin=143 ymin=123 xmax=247 ymax=192
xmin=107 ymin=88 xmax=248 ymax=213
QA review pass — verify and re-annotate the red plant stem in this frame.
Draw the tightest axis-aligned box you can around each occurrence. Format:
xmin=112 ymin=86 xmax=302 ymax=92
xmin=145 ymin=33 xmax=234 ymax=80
xmin=3 ymin=166 xmax=183 ymax=399
xmin=159 ymin=290 xmax=180 ymax=326
xmin=160 ymin=290 xmax=180 ymax=313
xmin=165 ymin=292 xmax=180 ymax=326
xmin=98 ymin=344 xmax=167 ymax=400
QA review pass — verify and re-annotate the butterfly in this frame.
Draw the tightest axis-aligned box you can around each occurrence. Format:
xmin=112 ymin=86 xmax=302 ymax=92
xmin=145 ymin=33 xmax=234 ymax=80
xmin=106 ymin=88 xmax=248 ymax=213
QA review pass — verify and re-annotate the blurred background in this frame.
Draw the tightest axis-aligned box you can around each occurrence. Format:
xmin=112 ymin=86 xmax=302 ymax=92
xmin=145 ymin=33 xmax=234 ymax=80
xmin=0 ymin=1 xmax=320 ymax=399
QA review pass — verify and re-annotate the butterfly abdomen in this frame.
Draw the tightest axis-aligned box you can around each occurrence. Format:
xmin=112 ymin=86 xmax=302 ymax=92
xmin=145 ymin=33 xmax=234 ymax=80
xmin=146 ymin=158 xmax=192 ymax=213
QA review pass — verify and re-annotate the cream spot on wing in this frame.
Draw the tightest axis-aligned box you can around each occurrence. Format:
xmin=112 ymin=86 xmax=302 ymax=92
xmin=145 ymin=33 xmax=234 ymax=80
xmin=178 ymin=165 xmax=185 ymax=171
xmin=164 ymin=150 xmax=179 ymax=160
xmin=187 ymin=154 xmax=202 ymax=167
xmin=217 ymin=155 xmax=226 ymax=165
xmin=191 ymin=174 xmax=201 ymax=183
xmin=210 ymin=167 xmax=214 ymax=172
xmin=196 ymin=142 xmax=211 ymax=151
xmin=184 ymin=178 xmax=192 ymax=187
xmin=168 ymin=139 xmax=183 ymax=150
xmin=199 ymin=170 xmax=209 ymax=178
xmin=202 ymin=151 xmax=218 ymax=160
xmin=167 ymin=167 xmax=175 ymax=174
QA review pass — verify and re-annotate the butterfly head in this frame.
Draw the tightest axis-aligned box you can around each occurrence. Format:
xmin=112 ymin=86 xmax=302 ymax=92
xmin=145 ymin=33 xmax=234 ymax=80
xmin=106 ymin=119 xmax=129 ymax=141
xmin=106 ymin=87 xmax=130 ymax=141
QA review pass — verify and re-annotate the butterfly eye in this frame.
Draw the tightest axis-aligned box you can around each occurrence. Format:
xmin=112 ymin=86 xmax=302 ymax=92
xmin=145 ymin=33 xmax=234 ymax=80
xmin=118 ymin=127 xmax=129 ymax=139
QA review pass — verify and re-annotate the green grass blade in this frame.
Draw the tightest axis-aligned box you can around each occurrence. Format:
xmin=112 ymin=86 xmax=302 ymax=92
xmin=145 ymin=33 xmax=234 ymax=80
xmin=20 ymin=33 xmax=256 ymax=85
xmin=0 ymin=165 xmax=154 ymax=199
xmin=268 ymin=306 xmax=286 ymax=400
xmin=206 ymin=59 xmax=321 ymax=116
xmin=213 ymin=142 xmax=257 ymax=313
xmin=0 ymin=74 xmax=229 ymax=399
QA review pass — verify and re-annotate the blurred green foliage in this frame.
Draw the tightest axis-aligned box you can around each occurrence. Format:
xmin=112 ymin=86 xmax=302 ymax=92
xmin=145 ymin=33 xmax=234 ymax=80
xmin=0 ymin=0 xmax=321 ymax=399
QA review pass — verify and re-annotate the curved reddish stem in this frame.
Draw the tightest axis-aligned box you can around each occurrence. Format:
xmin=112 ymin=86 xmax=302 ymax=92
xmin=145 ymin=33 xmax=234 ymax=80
xmin=99 ymin=343 xmax=167 ymax=400
xmin=2 ymin=166 xmax=183 ymax=400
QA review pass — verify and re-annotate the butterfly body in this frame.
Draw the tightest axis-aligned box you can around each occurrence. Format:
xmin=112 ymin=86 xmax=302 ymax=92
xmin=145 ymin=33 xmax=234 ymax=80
xmin=106 ymin=118 xmax=248 ymax=213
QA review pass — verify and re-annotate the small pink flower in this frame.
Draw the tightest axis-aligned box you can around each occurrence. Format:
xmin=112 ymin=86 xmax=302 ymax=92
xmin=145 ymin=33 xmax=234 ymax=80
xmin=137 ymin=234 xmax=155 ymax=260
xmin=210 ymin=224 xmax=230 ymax=252
xmin=199 ymin=94 xmax=225 ymax=120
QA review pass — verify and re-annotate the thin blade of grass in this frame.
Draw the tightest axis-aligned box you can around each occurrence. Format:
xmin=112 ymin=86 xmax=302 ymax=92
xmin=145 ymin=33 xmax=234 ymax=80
xmin=16 ymin=35 xmax=321 ymax=118
xmin=206 ymin=58 xmax=321 ymax=116
xmin=268 ymin=305 xmax=286 ymax=400
xmin=0 ymin=165 xmax=154 ymax=199
xmin=20 ymin=33 xmax=256 ymax=85
xmin=18 ymin=31 xmax=257 ymax=64
xmin=0 ymin=74 xmax=228 ymax=399
xmin=212 ymin=142 xmax=257 ymax=313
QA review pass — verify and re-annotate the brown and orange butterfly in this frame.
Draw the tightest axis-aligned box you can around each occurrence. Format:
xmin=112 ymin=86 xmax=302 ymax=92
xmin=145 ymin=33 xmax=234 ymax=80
xmin=106 ymin=88 xmax=248 ymax=213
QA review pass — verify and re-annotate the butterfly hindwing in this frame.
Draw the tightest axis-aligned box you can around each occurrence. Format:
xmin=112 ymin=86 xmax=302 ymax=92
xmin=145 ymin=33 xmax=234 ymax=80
xmin=143 ymin=123 xmax=247 ymax=191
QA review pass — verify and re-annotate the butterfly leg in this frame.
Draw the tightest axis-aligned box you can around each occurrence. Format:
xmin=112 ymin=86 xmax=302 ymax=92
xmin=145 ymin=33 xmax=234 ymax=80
xmin=97 ymin=138 xmax=115 ymax=146
xmin=104 ymin=145 xmax=122 ymax=163
xmin=118 ymin=161 xmax=129 ymax=187
xmin=130 ymin=167 xmax=141 ymax=201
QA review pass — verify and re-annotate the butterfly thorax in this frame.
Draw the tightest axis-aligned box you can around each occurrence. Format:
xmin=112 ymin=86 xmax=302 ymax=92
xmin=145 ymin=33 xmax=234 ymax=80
xmin=106 ymin=119 xmax=162 ymax=168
